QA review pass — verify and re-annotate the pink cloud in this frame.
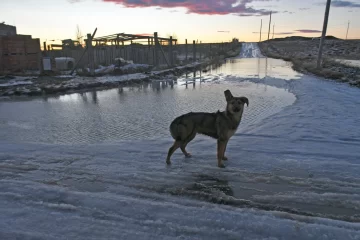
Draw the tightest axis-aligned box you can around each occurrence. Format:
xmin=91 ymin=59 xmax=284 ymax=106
xmin=101 ymin=0 xmax=275 ymax=16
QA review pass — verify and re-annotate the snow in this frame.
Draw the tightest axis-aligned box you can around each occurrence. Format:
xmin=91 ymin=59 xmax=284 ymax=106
xmin=0 ymin=80 xmax=33 ymax=87
xmin=121 ymin=63 xmax=151 ymax=70
xmin=93 ymin=63 xmax=151 ymax=74
xmin=86 ymin=63 xmax=152 ymax=75
xmin=0 ymin=43 xmax=360 ymax=239
xmin=1 ymin=140 xmax=360 ymax=239
xmin=237 ymin=42 xmax=265 ymax=58
xmin=0 ymin=76 xmax=35 ymax=87
xmin=95 ymin=64 xmax=116 ymax=74
xmin=69 ymin=72 xmax=148 ymax=85
xmin=335 ymin=59 xmax=360 ymax=68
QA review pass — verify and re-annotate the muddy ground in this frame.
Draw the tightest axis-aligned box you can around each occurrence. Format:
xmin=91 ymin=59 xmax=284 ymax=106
xmin=259 ymin=37 xmax=360 ymax=87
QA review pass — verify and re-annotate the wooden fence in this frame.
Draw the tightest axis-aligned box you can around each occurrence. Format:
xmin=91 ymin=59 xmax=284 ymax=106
xmin=45 ymin=41 xmax=238 ymax=70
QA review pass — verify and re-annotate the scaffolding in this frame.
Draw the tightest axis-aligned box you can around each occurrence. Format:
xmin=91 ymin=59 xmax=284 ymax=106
xmin=91 ymin=33 xmax=177 ymax=46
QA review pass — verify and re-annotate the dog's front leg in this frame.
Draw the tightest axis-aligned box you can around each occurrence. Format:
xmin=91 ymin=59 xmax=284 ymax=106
xmin=217 ymin=140 xmax=226 ymax=168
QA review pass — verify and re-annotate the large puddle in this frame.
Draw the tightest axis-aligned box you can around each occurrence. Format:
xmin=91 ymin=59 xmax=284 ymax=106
xmin=0 ymin=57 xmax=297 ymax=144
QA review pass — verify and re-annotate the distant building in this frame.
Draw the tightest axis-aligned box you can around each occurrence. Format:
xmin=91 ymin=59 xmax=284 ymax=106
xmin=0 ymin=23 xmax=17 ymax=36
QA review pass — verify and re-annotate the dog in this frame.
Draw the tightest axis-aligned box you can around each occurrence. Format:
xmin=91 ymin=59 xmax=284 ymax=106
xmin=166 ymin=90 xmax=249 ymax=168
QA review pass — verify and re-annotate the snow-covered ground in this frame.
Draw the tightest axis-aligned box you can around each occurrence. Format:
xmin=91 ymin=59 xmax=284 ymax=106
xmin=0 ymin=76 xmax=35 ymax=87
xmin=0 ymin=43 xmax=360 ymax=239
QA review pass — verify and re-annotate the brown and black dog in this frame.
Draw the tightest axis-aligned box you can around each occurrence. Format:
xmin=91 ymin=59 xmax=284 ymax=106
xmin=166 ymin=90 xmax=249 ymax=168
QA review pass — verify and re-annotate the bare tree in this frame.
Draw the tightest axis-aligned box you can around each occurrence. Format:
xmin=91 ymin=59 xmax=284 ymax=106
xmin=166 ymin=32 xmax=179 ymax=45
xmin=171 ymin=33 xmax=178 ymax=41
xmin=76 ymin=24 xmax=83 ymax=45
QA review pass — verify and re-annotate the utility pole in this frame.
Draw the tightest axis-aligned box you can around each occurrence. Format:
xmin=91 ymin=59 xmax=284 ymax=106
xmin=259 ymin=19 xmax=262 ymax=42
xmin=267 ymin=11 xmax=272 ymax=41
xmin=317 ymin=0 xmax=331 ymax=69
xmin=272 ymin=24 xmax=275 ymax=39
xmin=346 ymin=21 xmax=350 ymax=40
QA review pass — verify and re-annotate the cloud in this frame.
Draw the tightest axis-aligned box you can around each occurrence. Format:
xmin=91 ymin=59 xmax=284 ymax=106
xmin=283 ymin=10 xmax=294 ymax=14
xmin=253 ymin=29 xmax=322 ymax=36
xmin=331 ymin=0 xmax=360 ymax=8
xmin=295 ymin=29 xmax=321 ymax=33
xmin=299 ymin=7 xmax=310 ymax=10
xmin=252 ymin=32 xmax=294 ymax=35
xmin=100 ymin=0 xmax=276 ymax=16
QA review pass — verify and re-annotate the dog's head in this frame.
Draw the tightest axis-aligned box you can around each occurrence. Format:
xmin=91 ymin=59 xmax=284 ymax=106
xmin=224 ymin=90 xmax=249 ymax=114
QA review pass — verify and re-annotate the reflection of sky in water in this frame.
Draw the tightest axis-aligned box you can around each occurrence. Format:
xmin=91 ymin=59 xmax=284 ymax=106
xmin=178 ymin=58 xmax=302 ymax=83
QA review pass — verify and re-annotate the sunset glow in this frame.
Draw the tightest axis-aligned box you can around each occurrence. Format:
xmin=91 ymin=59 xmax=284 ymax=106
xmin=1 ymin=0 xmax=359 ymax=45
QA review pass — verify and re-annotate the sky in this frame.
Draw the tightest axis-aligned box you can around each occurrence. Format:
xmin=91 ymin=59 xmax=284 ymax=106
xmin=0 ymin=0 xmax=359 ymax=45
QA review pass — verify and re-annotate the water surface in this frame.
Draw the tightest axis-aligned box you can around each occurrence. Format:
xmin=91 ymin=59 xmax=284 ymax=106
xmin=0 ymin=57 xmax=297 ymax=144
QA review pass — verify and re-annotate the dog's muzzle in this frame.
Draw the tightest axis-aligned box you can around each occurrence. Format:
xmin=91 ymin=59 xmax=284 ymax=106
xmin=233 ymin=108 xmax=240 ymax=112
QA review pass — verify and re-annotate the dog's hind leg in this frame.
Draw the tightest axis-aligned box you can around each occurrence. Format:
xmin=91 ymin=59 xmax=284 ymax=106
xmin=222 ymin=140 xmax=229 ymax=161
xmin=180 ymin=131 xmax=196 ymax=158
xmin=166 ymin=141 xmax=181 ymax=165
xmin=180 ymin=144 xmax=191 ymax=158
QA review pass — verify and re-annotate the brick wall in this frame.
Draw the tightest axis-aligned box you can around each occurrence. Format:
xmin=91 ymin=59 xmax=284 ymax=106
xmin=0 ymin=24 xmax=17 ymax=37
xmin=0 ymin=35 xmax=41 ymax=74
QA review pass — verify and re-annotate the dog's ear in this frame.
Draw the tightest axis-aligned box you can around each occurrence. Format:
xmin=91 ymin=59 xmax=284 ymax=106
xmin=239 ymin=97 xmax=249 ymax=106
xmin=224 ymin=90 xmax=233 ymax=101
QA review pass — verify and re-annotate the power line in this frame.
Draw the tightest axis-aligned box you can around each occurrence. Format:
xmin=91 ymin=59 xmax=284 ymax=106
xmin=272 ymin=24 xmax=275 ymax=39
xmin=259 ymin=19 xmax=262 ymax=42
xmin=267 ymin=11 xmax=272 ymax=41
xmin=345 ymin=21 xmax=350 ymax=40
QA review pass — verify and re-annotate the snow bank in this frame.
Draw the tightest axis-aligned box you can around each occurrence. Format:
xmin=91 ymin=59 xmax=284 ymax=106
xmin=0 ymin=80 xmax=33 ymax=87
xmin=335 ymin=59 xmax=360 ymax=68
xmin=0 ymin=140 xmax=359 ymax=240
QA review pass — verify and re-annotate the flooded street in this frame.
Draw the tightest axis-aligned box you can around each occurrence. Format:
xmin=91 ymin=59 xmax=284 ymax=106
xmin=1 ymin=43 xmax=360 ymax=239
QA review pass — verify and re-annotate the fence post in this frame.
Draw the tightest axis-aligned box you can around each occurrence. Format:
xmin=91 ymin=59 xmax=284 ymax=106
xmin=209 ymin=44 xmax=212 ymax=59
xmin=87 ymin=33 xmax=95 ymax=76
xmin=193 ymin=40 xmax=196 ymax=62
xmin=168 ymin=36 xmax=173 ymax=66
xmin=154 ymin=32 xmax=159 ymax=67
xmin=147 ymin=37 xmax=151 ymax=64
xmin=36 ymin=39 xmax=43 ymax=74
xmin=43 ymin=42 xmax=47 ymax=56
xmin=185 ymin=39 xmax=188 ymax=62
xmin=200 ymin=41 xmax=202 ymax=60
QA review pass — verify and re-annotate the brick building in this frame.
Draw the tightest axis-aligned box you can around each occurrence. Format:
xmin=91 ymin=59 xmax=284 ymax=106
xmin=0 ymin=24 xmax=42 ymax=74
